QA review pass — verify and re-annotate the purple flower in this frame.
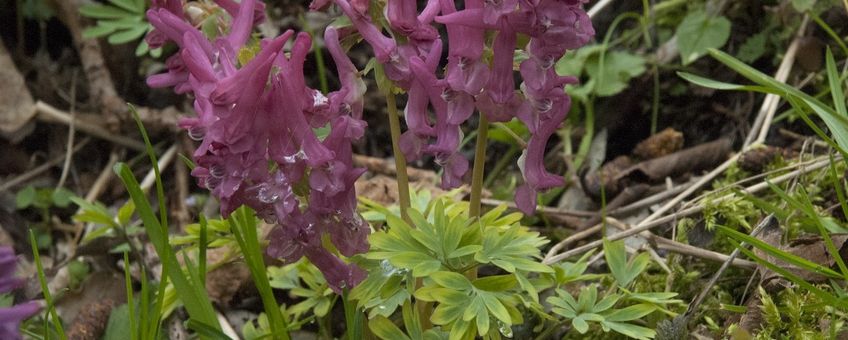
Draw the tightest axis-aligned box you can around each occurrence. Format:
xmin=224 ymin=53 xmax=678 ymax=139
xmin=386 ymin=0 xmax=418 ymax=35
xmin=215 ymin=0 xmax=267 ymax=26
xmin=0 ymin=247 xmax=40 ymax=340
xmin=482 ymin=0 xmax=518 ymax=25
xmin=148 ymin=1 xmax=371 ymax=290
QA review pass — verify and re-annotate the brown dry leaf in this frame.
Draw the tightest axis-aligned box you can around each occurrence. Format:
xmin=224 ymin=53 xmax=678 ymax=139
xmin=581 ymin=155 xmax=633 ymax=199
xmin=753 ymin=222 xmax=848 ymax=289
xmin=0 ymin=38 xmax=36 ymax=142
xmin=633 ymin=128 xmax=684 ymax=160
xmin=620 ymin=138 xmax=733 ymax=182
xmin=355 ymin=174 xmax=402 ymax=205
xmin=56 ymin=271 xmax=126 ymax=322
xmin=205 ymin=259 xmax=251 ymax=306
xmin=735 ymin=289 xmax=764 ymax=337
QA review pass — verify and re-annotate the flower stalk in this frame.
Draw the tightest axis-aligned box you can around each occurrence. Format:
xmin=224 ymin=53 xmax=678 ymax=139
xmin=381 ymin=76 xmax=413 ymax=224
xmin=469 ymin=113 xmax=489 ymax=218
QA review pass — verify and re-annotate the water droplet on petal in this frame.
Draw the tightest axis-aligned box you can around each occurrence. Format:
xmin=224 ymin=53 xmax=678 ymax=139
xmin=258 ymin=185 xmax=280 ymax=203
xmin=204 ymin=176 xmax=221 ymax=190
xmin=209 ymin=164 xmax=225 ymax=178
xmin=441 ymin=88 xmax=457 ymax=102
xmin=541 ymin=55 xmax=555 ymax=69
xmin=533 ymin=98 xmax=553 ymax=113
xmin=282 ymin=150 xmax=305 ymax=163
xmin=188 ymin=125 xmax=207 ymax=141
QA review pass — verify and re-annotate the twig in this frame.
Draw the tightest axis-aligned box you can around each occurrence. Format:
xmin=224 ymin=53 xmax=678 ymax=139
xmin=545 ymin=223 xmax=602 ymax=260
xmin=745 ymin=16 xmax=809 ymax=147
xmin=577 ymin=184 xmax=650 ymax=230
xmin=587 ymin=0 xmax=614 ymax=18
xmin=481 ymin=198 xmax=596 ymax=217
xmin=140 ymin=145 xmax=178 ymax=193
xmin=73 ymin=150 xmax=121 ymax=245
xmin=35 ymin=101 xmax=146 ymax=151
xmin=174 ymin=137 xmax=192 ymax=229
xmin=57 ymin=71 xmax=78 ymax=189
xmin=683 ymin=215 xmax=774 ymax=318
xmin=352 ymin=154 xmax=438 ymax=183
xmin=543 ymin=155 xmax=838 ymax=264
xmin=778 ymin=128 xmax=830 ymax=148
xmin=608 ymin=180 xmax=692 ymax=216
xmin=654 ymin=238 xmax=756 ymax=270
xmin=480 ymin=198 xmax=586 ymax=228
xmin=683 ymin=153 xmax=833 ymax=209
xmin=217 ymin=311 xmax=240 ymax=340
xmin=0 ymin=137 xmax=91 ymax=192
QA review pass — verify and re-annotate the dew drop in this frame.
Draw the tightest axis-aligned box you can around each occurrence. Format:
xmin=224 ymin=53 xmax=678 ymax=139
xmin=497 ymin=321 xmax=513 ymax=338
xmin=209 ymin=164 xmax=226 ymax=178
xmin=257 ymin=185 xmax=280 ymax=203
xmin=441 ymin=88 xmax=457 ymax=102
xmin=534 ymin=98 xmax=553 ymax=113
xmin=188 ymin=125 xmax=207 ymax=141
xmin=204 ymin=176 xmax=221 ymax=190
xmin=458 ymin=57 xmax=469 ymax=70
xmin=380 ymin=259 xmax=400 ymax=277
xmin=282 ymin=150 xmax=305 ymax=163
xmin=541 ymin=55 xmax=555 ymax=69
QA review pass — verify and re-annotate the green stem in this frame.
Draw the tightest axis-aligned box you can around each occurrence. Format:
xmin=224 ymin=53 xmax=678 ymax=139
xmin=533 ymin=319 xmax=569 ymax=340
xmin=343 ymin=290 xmax=363 ymax=340
xmin=30 ymin=229 xmax=67 ymax=340
xmin=483 ymin=146 xmax=519 ymax=188
xmin=385 ymin=90 xmax=412 ymax=222
xmin=469 ymin=114 xmax=490 ymax=218
xmin=299 ymin=14 xmax=329 ymax=94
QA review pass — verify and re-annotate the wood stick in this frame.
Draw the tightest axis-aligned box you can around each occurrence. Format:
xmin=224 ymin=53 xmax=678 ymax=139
xmin=0 ymin=138 xmax=91 ymax=192
xmin=746 ymin=16 xmax=809 ymax=147
xmin=544 ymin=155 xmax=838 ymax=264
xmin=35 ymin=101 xmax=146 ymax=151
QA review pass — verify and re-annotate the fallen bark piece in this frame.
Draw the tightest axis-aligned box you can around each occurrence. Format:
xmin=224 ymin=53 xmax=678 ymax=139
xmin=0 ymin=37 xmax=36 ymax=142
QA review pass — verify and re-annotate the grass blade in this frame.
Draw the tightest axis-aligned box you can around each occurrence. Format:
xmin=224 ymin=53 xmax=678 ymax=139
xmin=732 ymin=240 xmax=848 ymax=310
xmin=123 ymin=252 xmax=138 ymax=340
xmin=228 ymin=206 xmax=291 ymax=339
xmin=706 ymin=48 xmax=848 ymax=151
xmin=30 ymin=230 xmax=67 ymax=340
xmin=717 ymin=225 xmax=842 ymax=279
xmin=825 ymin=47 xmax=847 ymax=117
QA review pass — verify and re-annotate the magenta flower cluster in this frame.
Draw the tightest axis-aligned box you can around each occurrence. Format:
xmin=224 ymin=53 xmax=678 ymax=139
xmin=0 ymin=247 xmax=40 ymax=339
xmin=146 ymin=0 xmax=369 ymax=291
xmin=313 ymin=0 xmax=594 ymax=214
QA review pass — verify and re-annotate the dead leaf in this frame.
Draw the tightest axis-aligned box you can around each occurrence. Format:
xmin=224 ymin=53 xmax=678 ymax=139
xmin=56 ymin=271 xmax=126 ymax=322
xmin=621 ymin=138 xmax=733 ymax=182
xmin=754 ymin=221 xmax=848 ymax=289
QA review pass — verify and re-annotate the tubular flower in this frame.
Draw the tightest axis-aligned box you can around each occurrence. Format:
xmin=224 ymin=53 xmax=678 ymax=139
xmin=0 ymin=247 xmax=41 ymax=340
xmin=147 ymin=1 xmax=369 ymax=291
xmin=315 ymin=0 xmax=593 ymax=210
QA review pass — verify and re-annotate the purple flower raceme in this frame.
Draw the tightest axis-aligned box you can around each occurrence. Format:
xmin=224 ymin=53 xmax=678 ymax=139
xmin=146 ymin=0 xmax=369 ymax=291
xmin=0 ymin=247 xmax=40 ymax=340
xmin=316 ymin=0 xmax=593 ymax=213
